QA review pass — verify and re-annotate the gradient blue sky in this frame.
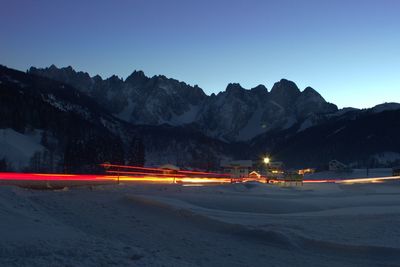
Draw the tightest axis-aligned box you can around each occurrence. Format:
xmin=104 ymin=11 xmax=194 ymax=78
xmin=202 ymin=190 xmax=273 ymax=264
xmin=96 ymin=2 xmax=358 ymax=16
xmin=1 ymin=0 xmax=399 ymax=108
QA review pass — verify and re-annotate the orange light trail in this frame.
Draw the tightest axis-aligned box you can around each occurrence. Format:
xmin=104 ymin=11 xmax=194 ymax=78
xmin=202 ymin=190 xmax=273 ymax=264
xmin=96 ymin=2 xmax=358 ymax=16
xmin=0 ymin=171 xmax=232 ymax=186
xmin=99 ymin=164 xmax=166 ymax=172
xmin=302 ymin=179 xmax=337 ymax=183
xmin=100 ymin=163 xmax=230 ymax=176
xmin=335 ymin=176 xmax=400 ymax=184
xmin=105 ymin=170 xmax=187 ymax=177
xmin=1 ymin=171 xmax=399 ymax=187
xmin=177 ymin=170 xmax=230 ymax=176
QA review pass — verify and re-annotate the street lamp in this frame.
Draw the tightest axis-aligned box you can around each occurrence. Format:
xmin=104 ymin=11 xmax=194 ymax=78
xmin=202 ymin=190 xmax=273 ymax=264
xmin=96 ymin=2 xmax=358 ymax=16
xmin=263 ymin=156 xmax=271 ymax=182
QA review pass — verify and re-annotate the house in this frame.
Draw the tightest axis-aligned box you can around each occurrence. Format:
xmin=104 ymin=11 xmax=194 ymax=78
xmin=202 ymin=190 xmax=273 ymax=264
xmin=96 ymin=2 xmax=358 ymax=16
xmin=329 ymin=160 xmax=350 ymax=172
xmin=221 ymin=160 xmax=253 ymax=178
xmin=249 ymin=171 xmax=261 ymax=179
xmin=298 ymin=168 xmax=315 ymax=175
xmin=266 ymin=161 xmax=285 ymax=178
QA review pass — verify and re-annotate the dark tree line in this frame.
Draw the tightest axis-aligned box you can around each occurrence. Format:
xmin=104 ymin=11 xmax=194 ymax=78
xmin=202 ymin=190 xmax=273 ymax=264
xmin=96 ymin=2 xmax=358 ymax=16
xmin=126 ymin=137 xmax=145 ymax=167
xmin=0 ymin=158 xmax=9 ymax=171
xmin=62 ymin=131 xmax=125 ymax=173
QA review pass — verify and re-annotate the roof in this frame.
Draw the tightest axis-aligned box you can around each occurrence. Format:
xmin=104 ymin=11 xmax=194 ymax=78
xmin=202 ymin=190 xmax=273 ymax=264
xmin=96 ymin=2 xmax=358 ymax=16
xmin=159 ymin=164 xmax=180 ymax=171
xmin=249 ymin=171 xmax=261 ymax=178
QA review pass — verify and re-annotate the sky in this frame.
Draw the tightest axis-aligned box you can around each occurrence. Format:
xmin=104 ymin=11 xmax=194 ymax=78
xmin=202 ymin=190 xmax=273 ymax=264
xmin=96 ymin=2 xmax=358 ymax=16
xmin=1 ymin=0 xmax=399 ymax=108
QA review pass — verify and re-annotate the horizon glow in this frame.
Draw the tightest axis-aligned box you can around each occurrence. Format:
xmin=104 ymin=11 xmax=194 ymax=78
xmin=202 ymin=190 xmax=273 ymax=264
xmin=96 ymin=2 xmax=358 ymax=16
xmin=1 ymin=0 xmax=399 ymax=108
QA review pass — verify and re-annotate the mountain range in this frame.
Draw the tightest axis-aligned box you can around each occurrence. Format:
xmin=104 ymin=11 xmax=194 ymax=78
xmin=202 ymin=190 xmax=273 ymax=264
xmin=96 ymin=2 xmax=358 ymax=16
xmin=1 ymin=64 xmax=399 ymax=171
xmin=29 ymin=65 xmax=338 ymax=142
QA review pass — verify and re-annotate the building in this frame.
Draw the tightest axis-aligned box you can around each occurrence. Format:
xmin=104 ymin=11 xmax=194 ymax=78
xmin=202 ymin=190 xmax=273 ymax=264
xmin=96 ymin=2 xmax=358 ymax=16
xmin=266 ymin=161 xmax=285 ymax=178
xmin=329 ymin=160 xmax=350 ymax=172
xmin=249 ymin=171 xmax=261 ymax=179
xmin=268 ymin=161 xmax=284 ymax=171
xmin=221 ymin=160 xmax=253 ymax=178
xmin=298 ymin=168 xmax=315 ymax=175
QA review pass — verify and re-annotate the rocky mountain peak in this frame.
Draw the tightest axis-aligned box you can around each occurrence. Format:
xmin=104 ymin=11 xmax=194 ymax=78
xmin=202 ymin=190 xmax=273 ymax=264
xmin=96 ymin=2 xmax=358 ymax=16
xmin=48 ymin=64 xmax=58 ymax=70
xmin=250 ymin=85 xmax=269 ymax=99
xmin=301 ymin=86 xmax=324 ymax=100
xmin=226 ymin=83 xmax=244 ymax=92
xmin=29 ymin=65 xmax=93 ymax=92
xmin=106 ymin=75 xmax=123 ymax=86
xmin=125 ymin=70 xmax=148 ymax=85
xmin=251 ymin=84 xmax=268 ymax=91
xmin=93 ymin=74 xmax=103 ymax=82
xmin=64 ymin=65 xmax=74 ymax=72
xmin=296 ymin=86 xmax=338 ymax=116
xmin=27 ymin=65 xmax=341 ymax=141
xmin=270 ymin=79 xmax=301 ymax=95
xmin=269 ymin=79 xmax=302 ymax=109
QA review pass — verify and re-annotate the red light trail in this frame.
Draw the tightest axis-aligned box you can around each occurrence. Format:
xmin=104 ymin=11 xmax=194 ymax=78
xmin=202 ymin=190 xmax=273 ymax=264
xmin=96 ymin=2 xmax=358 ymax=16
xmin=100 ymin=163 xmax=230 ymax=176
xmin=0 ymin=163 xmax=399 ymax=187
xmin=0 ymin=172 xmax=113 ymax=181
xmin=105 ymin=170 xmax=187 ymax=177
xmin=0 ymin=164 xmax=235 ymax=187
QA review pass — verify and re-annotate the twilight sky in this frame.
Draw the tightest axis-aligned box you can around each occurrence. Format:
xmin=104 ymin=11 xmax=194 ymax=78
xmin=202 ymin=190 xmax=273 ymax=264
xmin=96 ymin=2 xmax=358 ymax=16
xmin=1 ymin=0 xmax=399 ymax=108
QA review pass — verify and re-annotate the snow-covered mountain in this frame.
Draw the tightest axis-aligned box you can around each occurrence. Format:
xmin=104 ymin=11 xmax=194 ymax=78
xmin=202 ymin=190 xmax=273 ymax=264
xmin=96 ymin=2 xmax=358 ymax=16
xmin=29 ymin=66 xmax=207 ymax=125
xmin=29 ymin=66 xmax=337 ymax=141
xmin=2 ymin=64 xmax=400 ymax=169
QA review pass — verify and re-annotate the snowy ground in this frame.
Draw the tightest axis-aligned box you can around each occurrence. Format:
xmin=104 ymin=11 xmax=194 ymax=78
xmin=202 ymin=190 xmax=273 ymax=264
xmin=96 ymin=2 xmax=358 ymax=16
xmin=0 ymin=128 xmax=44 ymax=170
xmin=1 ymin=182 xmax=400 ymax=266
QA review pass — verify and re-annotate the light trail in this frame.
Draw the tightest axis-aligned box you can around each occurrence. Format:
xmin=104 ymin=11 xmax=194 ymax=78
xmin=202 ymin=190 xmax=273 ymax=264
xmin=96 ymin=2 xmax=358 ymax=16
xmin=100 ymin=163 xmax=230 ymax=177
xmin=178 ymin=177 xmax=232 ymax=184
xmin=105 ymin=170 xmax=187 ymax=177
xmin=1 ymin=171 xmax=399 ymax=187
xmin=113 ymin=175 xmax=175 ymax=183
xmin=0 ymin=172 xmax=114 ymax=181
xmin=0 ymin=171 xmax=232 ymax=186
xmin=301 ymin=176 xmax=400 ymax=184
xmin=335 ymin=176 xmax=400 ymax=184
xmin=302 ymin=179 xmax=337 ymax=183
xmin=99 ymin=163 xmax=167 ymax=172
xmin=177 ymin=170 xmax=230 ymax=176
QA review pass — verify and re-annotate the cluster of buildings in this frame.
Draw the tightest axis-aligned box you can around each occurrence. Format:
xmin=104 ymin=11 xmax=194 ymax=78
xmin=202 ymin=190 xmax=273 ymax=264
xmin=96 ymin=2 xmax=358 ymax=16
xmin=157 ymin=159 xmax=400 ymax=183
xmin=220 ymin=159 xmax=287 ymax=180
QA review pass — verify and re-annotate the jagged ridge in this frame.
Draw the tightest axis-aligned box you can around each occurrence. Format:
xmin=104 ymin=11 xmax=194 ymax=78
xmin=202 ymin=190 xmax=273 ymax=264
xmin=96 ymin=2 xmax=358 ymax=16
xmin=29 ymin=66 xmax=338 ymax=141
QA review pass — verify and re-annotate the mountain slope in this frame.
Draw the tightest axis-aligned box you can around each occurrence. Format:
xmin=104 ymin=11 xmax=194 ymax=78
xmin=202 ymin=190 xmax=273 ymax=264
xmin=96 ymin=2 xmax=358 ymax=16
xmin=250 ymin=108 xmax=400 ymax=168
xmin=0 ymin=65 xmax=128 ymax=172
